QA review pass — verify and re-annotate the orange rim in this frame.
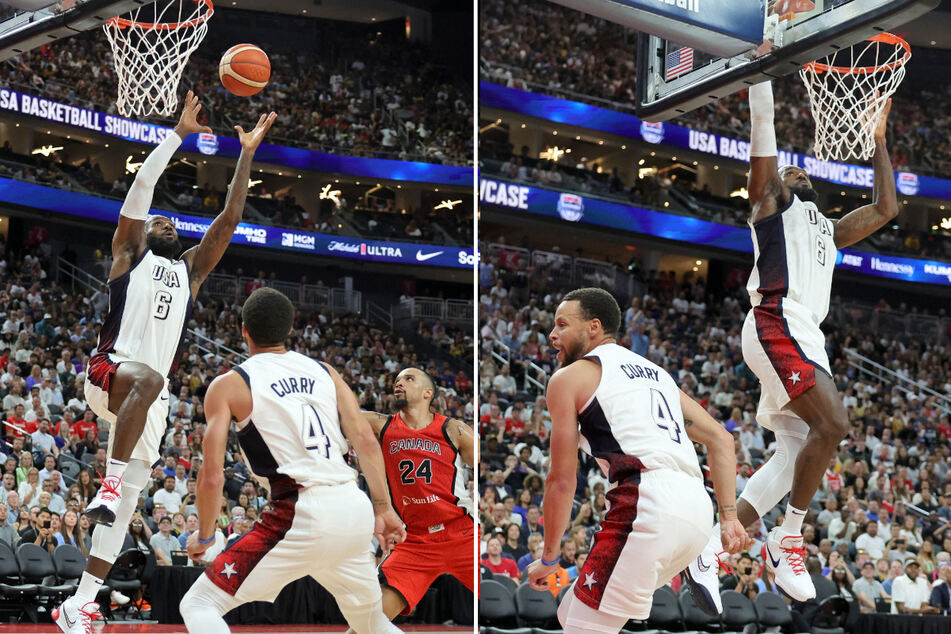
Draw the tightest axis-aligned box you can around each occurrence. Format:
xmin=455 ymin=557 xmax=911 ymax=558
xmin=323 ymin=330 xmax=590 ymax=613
xmin=803 ymin=32 xmax=910 ymax=75
xmin=106 ymin=0 xmax=213 ymax=30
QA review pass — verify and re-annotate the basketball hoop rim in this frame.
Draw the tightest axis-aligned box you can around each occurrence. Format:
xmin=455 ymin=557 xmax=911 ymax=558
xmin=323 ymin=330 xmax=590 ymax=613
xmin=803 ymin=33 xmax=910 ymax=76
xmin=106 ymin=0 xmax=214 ymax=31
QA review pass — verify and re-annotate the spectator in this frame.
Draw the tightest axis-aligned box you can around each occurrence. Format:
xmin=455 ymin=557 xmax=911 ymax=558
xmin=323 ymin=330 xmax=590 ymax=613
xmin=854 ymin=561 xmax=890 ymax=613
xmin=149 ymin=515 xmax=178 ymax=566
xmin=482 ymin=534 xmax=519 ymax=579
xmin=893 ymin=560 xmax=939 ymax=614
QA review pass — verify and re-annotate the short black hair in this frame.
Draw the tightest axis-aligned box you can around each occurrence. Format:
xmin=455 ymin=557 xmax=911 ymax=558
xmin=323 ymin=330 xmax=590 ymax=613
xmin=562 ymin=287 xmax=622 ymax=336
xmin=242 ymin=288 xmax=294 ymax=346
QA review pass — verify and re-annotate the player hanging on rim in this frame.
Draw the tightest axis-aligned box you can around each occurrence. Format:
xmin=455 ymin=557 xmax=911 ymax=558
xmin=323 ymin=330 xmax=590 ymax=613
xmin=352 ymin=367 xmax=475 ymax=628
xmin=181 ymin=288 xmax=406 ymax=634
xmin=526 ymin=288 xmax=749 ymax=634
xmin=54 ymin=92 xmax=277 ymax=634
xmin=684 ymin=80 xmax=899 ymax=613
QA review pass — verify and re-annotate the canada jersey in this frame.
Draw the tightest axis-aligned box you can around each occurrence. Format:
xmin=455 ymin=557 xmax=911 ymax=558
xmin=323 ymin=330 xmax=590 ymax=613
xmin=578 ymin=343 xmax=702 ymax=482
xmin=233 ymin=352 xmax=355 ymax=499
xmin=746 ymin=195 xmax=837 ymax=324
xmin=97 ymin=249 xmax=192 ymax=378
xmin=380 ymin=412 xmax=472 ymax=534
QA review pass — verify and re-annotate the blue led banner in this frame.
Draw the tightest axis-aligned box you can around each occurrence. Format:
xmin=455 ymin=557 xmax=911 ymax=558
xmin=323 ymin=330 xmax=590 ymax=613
xmin=481 ymin=82 xmax=949 ymax=199
xmin=0 ymin=178 xmax=474 ymax=269
xmin=479 ymin=177 xmax=951 ymax=287
xmin=0 ymin=88 xmax=471 ymax=186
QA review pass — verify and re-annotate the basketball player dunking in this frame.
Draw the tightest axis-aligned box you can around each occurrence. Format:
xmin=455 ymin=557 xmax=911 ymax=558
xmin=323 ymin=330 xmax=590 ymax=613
xmin=181 ymin=288 xmax=406 ymax=634
xmin=354 ymin=367 xmax=475 ymax=627
xmin=527 ymin=288 xmax=750 ymax=634
xmin=685 ymin=80 xmax=899 ymax=612
xmin=54 ymin=93 xmax=277 ymax=634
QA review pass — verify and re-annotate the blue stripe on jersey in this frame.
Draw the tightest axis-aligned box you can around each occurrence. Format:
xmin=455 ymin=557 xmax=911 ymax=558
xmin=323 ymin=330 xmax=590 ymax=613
xmin=315 ymin=361 xmax=332 ymax=377
xmin=751 ymin=201 xmax=793 ymax=301
xmin=98 ymin=248 xmax=150 ymax=353
xmin=233 ymin=366 xmax=251 ymax=388
xmin=167 ymin=257 xmax=194 ymax=378
xmin=236 ymin=419 xmax=300 ymax=500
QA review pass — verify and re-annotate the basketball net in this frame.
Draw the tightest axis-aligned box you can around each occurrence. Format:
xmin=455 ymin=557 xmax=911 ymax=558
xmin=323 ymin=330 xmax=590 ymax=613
xmin=799 ymin=33 xmax=910 ymax=162
xmin=104 ymin=0 xmax=214 ymax=118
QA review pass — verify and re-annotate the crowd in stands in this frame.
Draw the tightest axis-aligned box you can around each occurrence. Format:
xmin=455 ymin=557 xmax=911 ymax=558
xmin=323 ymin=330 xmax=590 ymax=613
xmin=478 ymin=243 xmax=951 ymax=616
xmin=480 ymin=0 xmax=951 ymax=177
xmin=5 ymin=10 xmax=471 ymax=165
xmin=0 ymin=225 xmax=473 ymax=607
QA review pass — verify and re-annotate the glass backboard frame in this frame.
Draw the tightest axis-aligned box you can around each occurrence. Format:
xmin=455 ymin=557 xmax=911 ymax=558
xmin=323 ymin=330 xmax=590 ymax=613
xmin=636 ymin=0 xmax=940 ymax=122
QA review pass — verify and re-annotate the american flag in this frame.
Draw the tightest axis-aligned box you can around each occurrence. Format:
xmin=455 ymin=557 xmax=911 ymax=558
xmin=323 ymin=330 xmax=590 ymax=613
xmin=665 ymin=47 xmax=694 ymax=81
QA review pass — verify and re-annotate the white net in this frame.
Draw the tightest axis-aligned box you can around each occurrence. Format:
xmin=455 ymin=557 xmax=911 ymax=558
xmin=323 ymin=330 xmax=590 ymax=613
xmin=103 ymin=0 xmax=213 ymax=118
xmin=799 ymin=33 xmax=910 ymax=162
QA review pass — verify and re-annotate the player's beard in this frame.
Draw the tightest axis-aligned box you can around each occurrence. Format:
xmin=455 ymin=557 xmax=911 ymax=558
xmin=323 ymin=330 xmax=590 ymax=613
xmin=147 ymin=233 xmax=182 ymax=259
xmin=559 ymin=335 xmax=587 ymax=366
xmin=391 ymin=397 xmax=409 ymax=412
xmin=789 ymin=184 xmax=819 ymax=203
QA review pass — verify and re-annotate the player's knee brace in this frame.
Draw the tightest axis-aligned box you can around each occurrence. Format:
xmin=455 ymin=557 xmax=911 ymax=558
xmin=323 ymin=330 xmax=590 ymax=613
xmin=90 ymin=459 xmax=151 ymax=563
xmin=739 ymin=428 xmax=807 ymax=518
xmin=180 ymin=576 xmax=233 ymax=634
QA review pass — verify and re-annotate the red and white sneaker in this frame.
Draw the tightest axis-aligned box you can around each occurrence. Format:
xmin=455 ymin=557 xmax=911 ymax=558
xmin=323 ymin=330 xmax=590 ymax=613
xmin=85 ymin=475 xmax=121 ymax=526
xmin=762 ymin=527 xmax=816 ymax=601
xmin=53 ymin=597 xmax=102 ymax=634
xmin=683 ymin=530 xmax=732 ymax=615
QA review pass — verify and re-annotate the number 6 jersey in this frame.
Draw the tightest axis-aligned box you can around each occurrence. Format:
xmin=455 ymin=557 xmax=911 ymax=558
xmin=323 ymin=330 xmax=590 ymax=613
xmin=578 ymin=343 xmax=703 ymax=483
xmin=380 ymin=412 xmax=473 ymax=535
xmin=232 ymin=352 xmax=356 ymax=499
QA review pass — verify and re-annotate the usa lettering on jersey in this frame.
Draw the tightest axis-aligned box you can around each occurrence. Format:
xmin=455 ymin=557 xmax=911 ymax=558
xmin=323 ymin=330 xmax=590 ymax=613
xmin=151 ymin=264 xmax=182 ymax=287
xmin=389 ymin=438 xmax=442 ymax=455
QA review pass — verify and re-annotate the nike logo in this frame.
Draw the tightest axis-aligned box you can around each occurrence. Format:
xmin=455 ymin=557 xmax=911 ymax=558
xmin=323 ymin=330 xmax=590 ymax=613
xmin=64 ymin=611 xmax=75 ymax=627
xmin=415 ymin=250 xmax=444 ymax=262
xmin=696 ymin=556 xmax=710 ymax=572
xmin=766 ymin=544 xmax=782 ymax=568
xmin=160 ymin=396 xmax=169 ymax=401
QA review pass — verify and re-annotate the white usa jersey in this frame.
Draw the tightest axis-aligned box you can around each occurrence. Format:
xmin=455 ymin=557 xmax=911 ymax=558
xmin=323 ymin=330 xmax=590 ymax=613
xmin=746 ymin=194 xmax=837 ymax=324
xmin=233 ymin=351 xmax=356 ymax=499
xmin=578 ymin=343 xmax=702 ymax=482
xmin=97 ymin=249 xmax=192 ymax=377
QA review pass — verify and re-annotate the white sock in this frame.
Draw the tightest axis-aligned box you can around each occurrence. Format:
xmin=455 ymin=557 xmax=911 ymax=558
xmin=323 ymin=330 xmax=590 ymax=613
xmin=780 ymin=503 xmax=807 ymax=535
xmin=76 ymin=571 xmax=104 ymax=604
xmin=106 ymin=458 xmax=128 ymax=481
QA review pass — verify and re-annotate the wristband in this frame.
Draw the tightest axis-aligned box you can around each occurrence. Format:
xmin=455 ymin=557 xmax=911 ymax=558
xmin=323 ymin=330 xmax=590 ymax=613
xmin=197 ymin=534 xmax=215 ymax=544
xmin=541 ymin=556 xmax=559 ymax=566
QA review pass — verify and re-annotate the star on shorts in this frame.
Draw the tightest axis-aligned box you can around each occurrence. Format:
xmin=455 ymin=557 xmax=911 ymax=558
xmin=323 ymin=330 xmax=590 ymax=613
xmin=787 ymin=371 xmax=802 ymax=385
xmin=583 ymin=572 xmax=597 ymax=589
xmin=221 ymin=562 xmax=237 ymax=579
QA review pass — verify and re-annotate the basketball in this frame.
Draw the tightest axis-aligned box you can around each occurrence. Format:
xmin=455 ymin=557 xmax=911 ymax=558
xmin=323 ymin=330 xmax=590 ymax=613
xmin=219 ymin=44 xmax=270 ymax=97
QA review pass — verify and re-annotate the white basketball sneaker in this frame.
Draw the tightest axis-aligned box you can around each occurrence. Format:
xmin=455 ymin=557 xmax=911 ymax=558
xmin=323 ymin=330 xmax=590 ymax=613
xmin=85 ymin=475 xmax=122 ymax=526
xmin=683 ymin=530 xmax=730 ymax=615
xmin=761 ymin=528 xmax=816 ymax=602
xmin=53 ymin=597 xmax=102 ymax=634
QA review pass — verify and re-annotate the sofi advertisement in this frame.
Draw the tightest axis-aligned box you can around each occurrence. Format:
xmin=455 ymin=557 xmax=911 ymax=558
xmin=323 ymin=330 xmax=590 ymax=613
xmin=479 ymin=177 xmax=951 ymax=287
xmin=0 ymin=178 xmax=473 ymax=269
xmin=0 ymin=88 xmax=470 ymax=186
xmin=481 ymin=82 xmax=943 ymax=198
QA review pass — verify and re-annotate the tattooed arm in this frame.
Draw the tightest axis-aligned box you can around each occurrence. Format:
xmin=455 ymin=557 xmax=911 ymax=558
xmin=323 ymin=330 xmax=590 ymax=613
xmin=679 ymin=389 xmax=752 ymax=553
xmin=445 ymin=418 xmax=475 ymax=467
xmin=362 ymin=411 xmax=391 ymax=440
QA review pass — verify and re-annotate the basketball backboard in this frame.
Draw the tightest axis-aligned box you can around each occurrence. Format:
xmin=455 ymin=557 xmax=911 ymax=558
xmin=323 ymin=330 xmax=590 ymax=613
xmin=635 ymin=0 xmax=940 ymax=121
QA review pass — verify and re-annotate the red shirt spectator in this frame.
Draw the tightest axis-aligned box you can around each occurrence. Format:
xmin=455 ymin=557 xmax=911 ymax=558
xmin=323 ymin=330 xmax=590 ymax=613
xmin=6 ymin=414 xmax=34 ymax=440
xmin=482 ymin=536 xmax=520 ymax=579
xmin=505 ymin=416 xmax=526 ymax=436
xmin=70 ymin=417 xmax=98 ymax=440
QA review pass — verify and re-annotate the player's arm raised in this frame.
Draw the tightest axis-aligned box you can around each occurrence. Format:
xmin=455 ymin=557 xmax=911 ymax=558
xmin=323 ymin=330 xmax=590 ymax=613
xmin=831 ymin=99 xmax=899 ymax=248
xmin=328 ymin=364 xmax=406 ymax=549
xmin=528 ymin=367 xmax=580 ymax=589
xmin=111 ymin=91 xmax=211 ymax=279
xmin=446 ymin=418 xmax=474 ymax=467
xmin=746 ymin=81 xmax=790 ymax=223
xmin=184 ymin=111 xmax=277 ymax=296
xmin=679 ymin=389 xmax=752 ymax=554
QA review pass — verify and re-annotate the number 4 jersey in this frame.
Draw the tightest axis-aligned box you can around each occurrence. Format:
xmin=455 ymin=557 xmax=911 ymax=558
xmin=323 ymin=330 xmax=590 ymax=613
xmin=578 ymin=343 xmax=702 ymax=483
xmin=380 ymin=412 xmax=473 ymax=535
xmin=232 ymin=352 xmax=356 ymax=499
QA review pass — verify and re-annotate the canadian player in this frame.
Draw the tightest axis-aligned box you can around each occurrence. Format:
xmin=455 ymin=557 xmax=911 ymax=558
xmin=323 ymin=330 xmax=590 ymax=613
xmin=54 ymin=93 xmax=276 ymax=634
xmin=355 ymin=367 xmax=475 ymax=626
xmin=686 ymin=80 xmax=898 ymax=612
xmin=181 ymin=288 xmax=406 ymax=634
xmin=527 ymin=288 xmax=749 ymax=634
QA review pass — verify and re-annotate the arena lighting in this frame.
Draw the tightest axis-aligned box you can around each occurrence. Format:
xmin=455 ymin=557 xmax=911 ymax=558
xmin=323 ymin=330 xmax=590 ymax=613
xmin=730 ymin=187 xmax=749 ymax=199
xmin=31 ymin=145 xmax=63 ymax=157
xmin=247 ymin=179 xmax=262 ymax=188
xmin=365 ymin=185 xmax=382 ymax=196
xmin=479 ymin=119 xmax=503 ymax=133
xmin=434 ymin=200 xmax=462 ymax=211
xmin=933 ymin=225 xmax=940 ymax=231
xmin=638 ymin=159 xmax=646 ymax=165
xmin=638 ymin=167 xmax=657 ymax=179
xmin=125 ymin=155 xmax=143 ymax=174
xmin=540 ymin=146 xmax=568 ymax=162
xmin=319 ymin=184 xmax=342 ymax=206
xmin=696 ymin=260 xmax=702 ymax=265
xmin=942 ymin=218 xmax=951 ymax=230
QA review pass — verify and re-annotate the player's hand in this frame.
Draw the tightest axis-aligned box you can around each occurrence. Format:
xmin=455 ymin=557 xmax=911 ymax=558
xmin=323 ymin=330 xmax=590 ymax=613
xmin=236 ymin=112 xmax=277 ymax=151
xmin=175 ymin=91 xmax=213 ymax=138
xmin=186 ymin=531 xmax=211 ymax=562
xmin=720 ymin=519 xmax=753 ymax=554
xmin=527 ymin=558 xmax=557 ymax=590
xmin=373 ymin=508 xmax=406 ymax=554
xmin=874 ymin=97 xmax=892 ymax=141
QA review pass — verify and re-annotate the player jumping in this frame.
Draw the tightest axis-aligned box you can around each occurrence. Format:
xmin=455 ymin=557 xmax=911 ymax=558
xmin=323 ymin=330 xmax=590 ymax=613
xmin=181 ymin=288 xmax=406 ymax=634
xmin=354 ymin=367 xmax=475 ymax=628
xmin=54 ymin=92 xmax=276 ymax=634
xmin=685 ymin=80 xmax=898 ymax=612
